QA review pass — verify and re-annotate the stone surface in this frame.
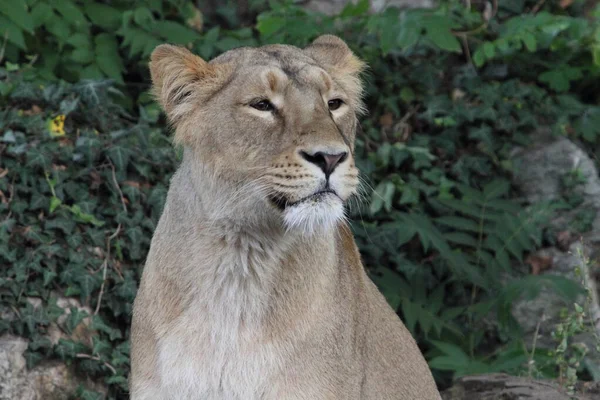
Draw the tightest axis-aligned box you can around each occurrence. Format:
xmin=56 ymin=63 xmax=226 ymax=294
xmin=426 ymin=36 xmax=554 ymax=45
xmin=441 ymin=373 xmax=600 ymax=400
xmin=0 ymin=335 xmax=85 ymax=400
xmin=0 ymin=295 xmax=103 ymax=399
xmin=510 ymin=130 xmax=600 ymax=372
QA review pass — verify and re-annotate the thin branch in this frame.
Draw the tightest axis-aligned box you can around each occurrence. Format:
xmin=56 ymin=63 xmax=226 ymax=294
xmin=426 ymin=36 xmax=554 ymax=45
xmin=531 ymin=0 xmax=547 ymax=14
xmin=94 ymin=224 xmax=121 ymax=315
xmin=75 ymin=353 xmax=117 ymax=375
xmin=3 ymin=178 xmax=14 ymax=222
xmin=0 ymin=32 xmax=8 ymax=65
xmin=528 ymin=312 xmax=544 ymax=378
xmin=109 ymin=159 xmax=128 ymax=213
xmin=451 ymin=0 xmax=498 ymax=36
xmin=459 ymin=34 xmax=474 ymax=68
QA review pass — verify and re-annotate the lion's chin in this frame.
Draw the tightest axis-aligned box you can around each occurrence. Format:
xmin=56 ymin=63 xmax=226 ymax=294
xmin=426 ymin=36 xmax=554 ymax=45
xmin=282 ymin=192 xmax=345 ymax=236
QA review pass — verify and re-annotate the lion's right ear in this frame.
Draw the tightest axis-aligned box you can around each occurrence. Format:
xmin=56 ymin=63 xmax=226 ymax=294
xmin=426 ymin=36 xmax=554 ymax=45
xmin=149 ymin=44 xmax=229 ymax=126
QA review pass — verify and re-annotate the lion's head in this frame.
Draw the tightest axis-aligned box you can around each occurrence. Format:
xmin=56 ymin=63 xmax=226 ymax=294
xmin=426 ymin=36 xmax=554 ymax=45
xmin=149 ymin=35 xmax=365 ymax=235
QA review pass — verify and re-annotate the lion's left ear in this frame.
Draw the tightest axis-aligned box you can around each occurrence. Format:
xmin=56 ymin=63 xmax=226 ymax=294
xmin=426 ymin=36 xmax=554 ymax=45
xmin=304 ymin=35 xmax=365 ymax=76
xmin=304 ymin=35 xmax=366 ymax=109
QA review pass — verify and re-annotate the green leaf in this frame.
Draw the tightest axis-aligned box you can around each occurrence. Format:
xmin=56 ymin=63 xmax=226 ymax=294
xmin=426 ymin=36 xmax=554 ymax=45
xmin=0 ymin=2 xmax=34 ymax=33
xmin=65 ymin=307 xmax=89 ymax=333
xmin=0 ymin=15 xmax=27 ymax=49
xmin=79 ymin=64 xmax=104 ymax=80
xmin=340 ymin=0 xmax=369 ymax=17
xmin=30 ymin=2 xmax=53 ymax=28
xmin=370 ymin=181 xmax=395 ymax=214
xmin=435 ymin=216 xmax=480 ymax=233
xmin=424 ymin=16 xmax=461 ymax=53
xmin=49 ymin=197 xmax=62 ymax=213
xmin=522 ymin=32 xmax=537 ymax=52
xmin=436 ymin=198 xmax=483 ymax=219
xmin=95 ymin=34 xmax=124 ymax=84
xmin=68 ymin=205 xmax=105 ymax=227
xmin=483 ymin=179 xmax=510 ymax=199
xmin=107 ymin=146 xmax=131 ymax=172
xmin=154 ymin=20 xmax=199 ymax=44
xmin=133 ymin=7 xmax=154 ymax=26
xmin=399 ymin=185 xmax=419 ymax=205
xmin=70 ymin=47 xmax=94 ymax=64
xmin=83 ymin=2 xmax=121 ymax=30
xmin=472 ymin=47 xmax=486 ymax=67
xmin=482 ymin=42 xmax=495 ymax=59
xmin=66 ymin=33 xmax=90 ymax=48
xmin=76 ymin=274 xmax=98 ymax=299
xmin=430 ymin=340 xmax=470 ymax=363
xmin=444 ymin=232 xmax=478 ymax=247
xmin=395 ymin=17 xmax=419 ymax=50
xmin=256 ymin=15 xmax=287 ymax=37
xmin=51 ymin=0 xmax=88 ymax=29
xmin=370 ymin=268 xmax=408 ymax=310
xmin=44 ymin=13 xmax=71 ymax=43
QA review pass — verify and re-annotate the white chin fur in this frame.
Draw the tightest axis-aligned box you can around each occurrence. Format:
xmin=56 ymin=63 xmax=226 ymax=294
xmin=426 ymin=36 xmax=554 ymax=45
xmin=283 ymin=194 xmax=345 ymax=236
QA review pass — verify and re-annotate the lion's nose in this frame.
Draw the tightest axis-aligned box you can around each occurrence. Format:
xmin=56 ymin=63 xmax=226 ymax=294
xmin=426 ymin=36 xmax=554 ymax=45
xmin=300 ymin=150 xmax=348 ymax=177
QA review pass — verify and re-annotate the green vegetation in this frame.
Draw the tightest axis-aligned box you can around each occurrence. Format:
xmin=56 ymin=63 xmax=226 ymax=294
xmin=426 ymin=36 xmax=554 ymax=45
xmin=1 ymin=0 xmax=600 ymax=398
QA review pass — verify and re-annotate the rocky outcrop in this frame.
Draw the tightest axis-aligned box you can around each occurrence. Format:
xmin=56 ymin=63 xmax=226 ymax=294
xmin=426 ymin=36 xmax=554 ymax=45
xmin=0 ymin=335 xmax=96 ymax=400
xmin=510 ymin=130 xmax=600 ymax=371
xmin=441 ymin=373 xmax=600 ymax=400
xmin=0 ymin=295 xmax=105 ymax=399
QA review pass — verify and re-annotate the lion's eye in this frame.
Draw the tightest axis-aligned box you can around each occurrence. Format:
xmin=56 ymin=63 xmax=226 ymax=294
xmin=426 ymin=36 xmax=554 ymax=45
xmin=251 ymin=100 xmax=275 ymax=112
xmin=328 ymin=99 xmax=344 ymax=111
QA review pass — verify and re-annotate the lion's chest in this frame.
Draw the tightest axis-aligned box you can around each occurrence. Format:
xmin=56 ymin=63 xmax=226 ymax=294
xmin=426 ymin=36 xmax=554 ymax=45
xmin=156 ymin=306 xmax=280 ymax=400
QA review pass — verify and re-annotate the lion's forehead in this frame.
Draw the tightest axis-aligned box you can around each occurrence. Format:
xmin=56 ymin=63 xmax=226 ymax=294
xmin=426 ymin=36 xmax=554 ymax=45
xmin=211 ymin=44 xmax=315 ymax=66
xmin=210 ymin=46 xmax=328 ymax=87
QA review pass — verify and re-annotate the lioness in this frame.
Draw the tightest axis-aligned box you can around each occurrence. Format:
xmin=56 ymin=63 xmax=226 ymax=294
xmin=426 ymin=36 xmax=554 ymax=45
xmin=130 ymin=35 xmax=441 ymax=399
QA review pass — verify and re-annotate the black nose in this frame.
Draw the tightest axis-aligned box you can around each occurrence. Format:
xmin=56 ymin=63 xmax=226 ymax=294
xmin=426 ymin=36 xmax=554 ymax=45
xmin=300 ymin=151 xmax=348 ymax=176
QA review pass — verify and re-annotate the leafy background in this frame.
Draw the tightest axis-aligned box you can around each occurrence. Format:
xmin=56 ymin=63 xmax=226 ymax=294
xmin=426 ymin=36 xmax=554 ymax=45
xmin=1 ymin=0 xmax=600 ymax=398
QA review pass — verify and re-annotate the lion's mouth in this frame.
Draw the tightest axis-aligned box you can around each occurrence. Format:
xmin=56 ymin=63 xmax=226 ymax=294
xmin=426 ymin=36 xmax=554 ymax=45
xmin=270 ymin=189 xmax=339 ymax=211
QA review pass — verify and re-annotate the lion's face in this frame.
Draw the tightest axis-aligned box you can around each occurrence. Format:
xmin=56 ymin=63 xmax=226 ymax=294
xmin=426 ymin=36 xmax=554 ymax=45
xmin=150 ymin=36 xmax=365 ymax=234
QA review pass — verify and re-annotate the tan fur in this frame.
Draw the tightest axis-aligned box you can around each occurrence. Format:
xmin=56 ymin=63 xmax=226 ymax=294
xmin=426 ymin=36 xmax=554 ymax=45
xmin=130 ymin=35 xmax=441 ymax=399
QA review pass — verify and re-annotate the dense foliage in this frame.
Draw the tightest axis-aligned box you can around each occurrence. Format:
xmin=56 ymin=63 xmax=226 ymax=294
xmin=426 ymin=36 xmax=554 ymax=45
xmin=1 ymin=0 xmax=600 ymax=398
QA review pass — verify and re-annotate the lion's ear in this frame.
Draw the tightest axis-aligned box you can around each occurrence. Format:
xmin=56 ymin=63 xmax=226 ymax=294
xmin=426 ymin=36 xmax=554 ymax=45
xmin=304 ymin=35 xmax=366 ymax=110
xmin=304 ymin=35 xmax=365 ymax=78
xmin=149 ymin=44 xmax=229 ymax=125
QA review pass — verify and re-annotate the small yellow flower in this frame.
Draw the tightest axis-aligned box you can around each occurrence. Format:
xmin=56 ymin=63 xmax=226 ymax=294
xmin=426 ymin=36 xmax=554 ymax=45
xmin=48 ymin=115 xmax=66 ymax=137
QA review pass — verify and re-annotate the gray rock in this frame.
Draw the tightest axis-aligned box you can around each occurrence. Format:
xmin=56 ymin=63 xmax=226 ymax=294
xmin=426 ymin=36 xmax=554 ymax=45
xmin=0 ymin=295 xmax=105 ymax=399
xmin=510 ymin=130 xmax=600 ymax=373
xmin=441 ymin=373 xmax=600 ymax=400
xmin=0 ymin=335 xmax=86 ymax=400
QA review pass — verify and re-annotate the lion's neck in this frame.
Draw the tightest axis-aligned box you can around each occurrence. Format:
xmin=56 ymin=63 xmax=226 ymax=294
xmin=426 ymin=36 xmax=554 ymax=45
xmin=155 ymin=162 xmax=340 ymax=332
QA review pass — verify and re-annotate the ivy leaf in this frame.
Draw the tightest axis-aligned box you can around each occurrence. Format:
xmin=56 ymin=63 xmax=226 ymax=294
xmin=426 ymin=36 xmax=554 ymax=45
xmin=68 ymin=205 xmax=105 ymax=227
xmin=370 ymin=181 xmax=395 ymax=214
xmin=49 ymin=197 xmax=62 ymax=213
xmin=107 ymin=146 xmax=131 ymax=172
